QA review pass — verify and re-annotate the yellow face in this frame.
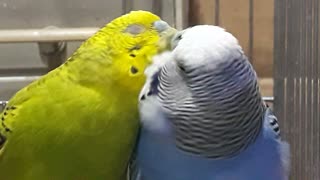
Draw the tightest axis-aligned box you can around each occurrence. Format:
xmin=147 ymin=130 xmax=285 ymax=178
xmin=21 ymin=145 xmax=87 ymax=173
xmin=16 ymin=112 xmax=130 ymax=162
xmin=102 ymin=11 xmax=176 ymax=93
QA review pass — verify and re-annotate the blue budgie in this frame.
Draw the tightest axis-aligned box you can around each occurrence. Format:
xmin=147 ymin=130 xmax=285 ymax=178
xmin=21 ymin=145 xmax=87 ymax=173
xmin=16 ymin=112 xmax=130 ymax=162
xmin=132 ymin=25 xmax=290 ymax=180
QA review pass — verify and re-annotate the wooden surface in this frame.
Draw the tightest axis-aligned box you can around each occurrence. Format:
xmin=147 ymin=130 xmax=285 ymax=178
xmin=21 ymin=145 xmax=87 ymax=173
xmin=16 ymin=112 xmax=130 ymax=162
xmin=258 ymin=78 xmax=273 ymax=96
xmin=252 ymin=0 xmax=274 ymax=78
xmin=189 ymin=0 xmax=215 ymax=26
xmin=219 ymin=0 xmax=251 ymax=58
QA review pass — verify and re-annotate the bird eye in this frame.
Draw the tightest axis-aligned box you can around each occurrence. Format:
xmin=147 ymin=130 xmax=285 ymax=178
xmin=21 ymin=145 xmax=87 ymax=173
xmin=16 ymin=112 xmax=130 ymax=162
xmin=179 ymin=65 xmax=186 ymax=72
xmin=176 ymin=34 xmax=183 ymax=40
xmin=171 ymin=33 xmax=183 ymax=50
xmin=173 ymin=33 xmax=183 ymax=42
xmin=177 ymin=62 xmax=186 ymax=72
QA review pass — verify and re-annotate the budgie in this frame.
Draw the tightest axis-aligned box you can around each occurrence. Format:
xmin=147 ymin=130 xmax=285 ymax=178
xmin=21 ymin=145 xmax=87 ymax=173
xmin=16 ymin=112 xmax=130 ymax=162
xmin=134 ymin=25 xmax=290 ymax=180
xmin=0 ymin=10 xmax=176 ymax=180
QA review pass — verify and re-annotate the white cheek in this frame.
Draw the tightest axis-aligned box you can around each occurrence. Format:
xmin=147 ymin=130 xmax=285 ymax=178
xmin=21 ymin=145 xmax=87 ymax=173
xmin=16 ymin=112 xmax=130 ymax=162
xmin=139 ymin=96 xmax=172 ymax=135
xmin=144 ymin=51 xmax=174 ymax=79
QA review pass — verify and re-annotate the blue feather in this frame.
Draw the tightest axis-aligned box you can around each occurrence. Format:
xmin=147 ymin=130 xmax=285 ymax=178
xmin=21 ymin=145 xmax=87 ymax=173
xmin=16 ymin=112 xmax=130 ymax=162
xmin=135 ymin=108 xmax=289 ymax=180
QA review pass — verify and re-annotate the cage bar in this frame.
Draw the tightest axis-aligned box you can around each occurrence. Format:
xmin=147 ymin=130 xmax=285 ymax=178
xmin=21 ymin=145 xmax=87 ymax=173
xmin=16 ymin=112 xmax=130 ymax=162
xmin=0 ymin=28 xmax=99 ymax=43
xmin=274 ymin=0 xmax=320 ymax=179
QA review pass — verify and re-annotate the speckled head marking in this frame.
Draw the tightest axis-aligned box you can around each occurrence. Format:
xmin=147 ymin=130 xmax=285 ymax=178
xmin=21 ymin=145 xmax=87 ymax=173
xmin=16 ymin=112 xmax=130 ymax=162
xmin=152 ymin=25 xmax=266 ymax=158
xmin=67 ymin=11 xmax=176 ymax=92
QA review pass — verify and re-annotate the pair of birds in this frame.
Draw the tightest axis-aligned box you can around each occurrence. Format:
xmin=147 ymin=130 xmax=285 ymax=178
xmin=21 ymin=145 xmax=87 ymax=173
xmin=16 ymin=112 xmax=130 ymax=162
xmin=0 ymin=11 xmax=290 ymax=180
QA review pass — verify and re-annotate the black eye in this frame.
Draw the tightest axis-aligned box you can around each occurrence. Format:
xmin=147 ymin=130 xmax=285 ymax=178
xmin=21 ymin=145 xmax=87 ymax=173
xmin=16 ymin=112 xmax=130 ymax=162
xmin=177 ymin=34 xmax=183 ymax=40
xmin=178 ymin=64 xmax=186 ymax=72
xmin=171 ymin=33 xmax=183 ymax=50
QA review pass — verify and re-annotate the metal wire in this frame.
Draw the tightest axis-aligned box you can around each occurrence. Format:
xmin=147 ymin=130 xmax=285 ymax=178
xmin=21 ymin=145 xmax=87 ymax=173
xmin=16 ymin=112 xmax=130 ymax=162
xmin=0 ymin=76 xmax=40 ymax=82
xmin=262 ymin=96 xmax=274 ymax=103
xmin=0 ymin=101 xmax=7 ymax=112
xmin=0 ymin=28 xmax=99 ymax=43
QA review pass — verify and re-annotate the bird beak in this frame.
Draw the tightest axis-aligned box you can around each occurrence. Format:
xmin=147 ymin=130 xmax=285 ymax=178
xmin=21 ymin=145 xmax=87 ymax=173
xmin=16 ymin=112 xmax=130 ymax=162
xmin=154 ymin=20 xmax=178 ymax=52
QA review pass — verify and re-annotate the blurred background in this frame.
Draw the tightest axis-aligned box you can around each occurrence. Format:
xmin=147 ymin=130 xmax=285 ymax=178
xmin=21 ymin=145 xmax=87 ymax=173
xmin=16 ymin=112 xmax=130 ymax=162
xmin=0 ymin=0 xmax=319 ymax=179
xmin=0 ymin=0 xmax=273 ymax=100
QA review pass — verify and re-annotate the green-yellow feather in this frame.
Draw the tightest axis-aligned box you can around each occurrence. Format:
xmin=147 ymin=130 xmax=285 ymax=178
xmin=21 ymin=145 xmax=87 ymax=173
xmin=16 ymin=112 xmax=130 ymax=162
xmin=0 ymin=11 xmax=172 ymax=180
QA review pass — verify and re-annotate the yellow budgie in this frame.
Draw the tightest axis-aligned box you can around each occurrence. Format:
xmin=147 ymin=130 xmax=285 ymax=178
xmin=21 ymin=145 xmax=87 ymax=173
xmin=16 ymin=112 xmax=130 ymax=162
xmin=0 ymin=11 xmax=176 ymax=180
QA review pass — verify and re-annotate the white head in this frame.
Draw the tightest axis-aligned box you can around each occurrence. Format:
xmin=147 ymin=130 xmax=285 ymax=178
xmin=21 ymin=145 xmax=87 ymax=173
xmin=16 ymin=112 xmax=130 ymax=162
xmin=171 ymin=25 xmax=243 ymax=70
